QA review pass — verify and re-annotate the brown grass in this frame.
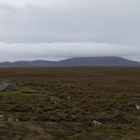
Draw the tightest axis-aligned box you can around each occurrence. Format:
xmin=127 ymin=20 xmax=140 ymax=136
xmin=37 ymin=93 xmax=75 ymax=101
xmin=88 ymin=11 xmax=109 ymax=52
xmin=0 ymin=67 xmax=139 ymax=140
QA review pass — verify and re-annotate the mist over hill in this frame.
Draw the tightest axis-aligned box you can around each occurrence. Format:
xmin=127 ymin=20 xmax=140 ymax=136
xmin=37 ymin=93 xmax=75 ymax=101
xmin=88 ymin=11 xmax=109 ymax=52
xmin=0 ymin=57 xmax=140 ymax=67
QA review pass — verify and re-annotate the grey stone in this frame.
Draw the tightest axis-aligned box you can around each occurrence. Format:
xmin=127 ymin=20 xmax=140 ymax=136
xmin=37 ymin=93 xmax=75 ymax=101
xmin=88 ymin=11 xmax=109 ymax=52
xmin=67 ymin=96 xmax=71 ymax=100
xmin=93 ymin=120 xmax=102 ymax=126
xmin=0 ymin=115 xmax=5 ymax=120
xmin=0 ymin=83 xmax=16 ymax=92
xmin=136 ymin=104 xmax=140 ymax=110
xmin=15 ymin=118 xmax=19 ymax=122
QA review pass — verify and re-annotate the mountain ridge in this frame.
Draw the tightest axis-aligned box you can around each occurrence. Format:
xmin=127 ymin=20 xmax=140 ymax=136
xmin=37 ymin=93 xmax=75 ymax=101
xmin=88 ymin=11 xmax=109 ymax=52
xmin=0 ymin=57 xmax=140 ymax=67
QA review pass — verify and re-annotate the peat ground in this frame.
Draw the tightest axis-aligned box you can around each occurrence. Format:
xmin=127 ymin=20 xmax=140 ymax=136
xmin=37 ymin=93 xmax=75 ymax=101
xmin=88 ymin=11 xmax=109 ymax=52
xmin=0 ymin=67 xmax=139 ymax=140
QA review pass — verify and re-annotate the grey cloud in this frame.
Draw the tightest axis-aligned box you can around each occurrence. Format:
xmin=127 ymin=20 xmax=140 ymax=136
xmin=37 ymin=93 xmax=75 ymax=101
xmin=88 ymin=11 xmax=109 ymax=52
xmin=0 ymin=0 xmax=140 ymax=44
xmin=0 ymin=0 xmax=139 ymax=61
xmin=0 ymin=42 xmax=139 ymax=62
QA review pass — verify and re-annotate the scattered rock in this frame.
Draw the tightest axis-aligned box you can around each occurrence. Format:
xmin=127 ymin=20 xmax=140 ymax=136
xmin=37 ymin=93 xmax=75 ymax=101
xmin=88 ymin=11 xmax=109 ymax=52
xmin=136 ymin=104 xmax=140 ymax=110
xmin=50 ymin=96 xmax=60 ymax=104
xmin=7 ymin=117 xmax=19 ymax=122
xmin=15 ymin=118 xmax=19 ymax=122
xmin=93 ymin=120 xmax=102 ymax=126
xmin=0 ymin=115 xmax=19 ymax=122
xmin=67 ymin=96 xmax=71 ymax=100
xmin=0 ymin=115 xmax=5 ymax=120
xmin=0 ymin=83 xmax=16 ymax=92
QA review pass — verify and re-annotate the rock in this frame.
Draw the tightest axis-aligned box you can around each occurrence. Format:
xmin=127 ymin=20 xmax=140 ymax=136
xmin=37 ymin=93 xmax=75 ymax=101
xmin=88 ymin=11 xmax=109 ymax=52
xmin=50 ymin=96 xmax=60 ymax=104
xmin=136 ymin=104 xmax=140 ymax=110
xmin=7 ymin=117 xmax=19 ymax=122
xmin=67 ymin=96 xmax=71 ymax=100
xmin=93 ymin=120 xmax=102 ymax=126
xmin=0 ymin=83 xmax=16 ymax=92
xmin=0 ymin=115 xmax=5 ymax=120
xmin=15 ymin=118 xmax=19 ymax=122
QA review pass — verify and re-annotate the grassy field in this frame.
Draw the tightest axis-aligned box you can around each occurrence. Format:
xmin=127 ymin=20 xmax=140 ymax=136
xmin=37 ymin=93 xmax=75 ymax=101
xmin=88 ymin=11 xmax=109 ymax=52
xmin=0 ymin=67 xmax=139 ymax=140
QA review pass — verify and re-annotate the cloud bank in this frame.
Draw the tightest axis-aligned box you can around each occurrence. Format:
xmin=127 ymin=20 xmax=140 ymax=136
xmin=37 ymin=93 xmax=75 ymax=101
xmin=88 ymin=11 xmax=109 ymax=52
xmin=0 ymin=0 xmax=139 ymax=61
xmin=0 ymin=42 xmax=139 ymax=62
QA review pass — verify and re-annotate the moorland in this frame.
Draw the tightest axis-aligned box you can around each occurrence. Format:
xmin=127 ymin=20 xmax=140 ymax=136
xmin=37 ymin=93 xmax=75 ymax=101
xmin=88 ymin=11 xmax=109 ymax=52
xmin=0 ymin=67 xmax=139 ymax=140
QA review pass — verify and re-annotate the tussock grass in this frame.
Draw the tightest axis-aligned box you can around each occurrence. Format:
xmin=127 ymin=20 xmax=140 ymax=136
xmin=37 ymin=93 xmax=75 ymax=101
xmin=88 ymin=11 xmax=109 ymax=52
xmin=0 ymin=67 xmax=139 ymax=139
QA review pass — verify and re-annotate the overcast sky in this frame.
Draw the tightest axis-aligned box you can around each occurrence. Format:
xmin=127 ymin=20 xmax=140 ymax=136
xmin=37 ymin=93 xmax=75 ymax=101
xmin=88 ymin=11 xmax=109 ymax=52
xmin=0 ymin=0 xmax=140 ymax=61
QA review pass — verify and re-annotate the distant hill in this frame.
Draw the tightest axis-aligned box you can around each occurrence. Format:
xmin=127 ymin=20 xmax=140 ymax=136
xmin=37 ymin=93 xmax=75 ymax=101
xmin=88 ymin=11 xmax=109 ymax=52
xmin=0 ymin=57 xmax=140 ymax=67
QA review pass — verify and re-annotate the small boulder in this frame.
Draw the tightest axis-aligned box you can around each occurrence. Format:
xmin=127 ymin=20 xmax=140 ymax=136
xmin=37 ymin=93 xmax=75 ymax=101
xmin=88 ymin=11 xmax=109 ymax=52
xmin=15 ymin=118 xmax=19 ymax=122
xmin=0 ymin=83 xmax=16 ymax=92
xmin=0 ymin=115 xmax=5 ymax=120
xmin=136 ymin=104 xmax=140 ymax=110
xmin=93 ymin=120 xmax=102 ymax=126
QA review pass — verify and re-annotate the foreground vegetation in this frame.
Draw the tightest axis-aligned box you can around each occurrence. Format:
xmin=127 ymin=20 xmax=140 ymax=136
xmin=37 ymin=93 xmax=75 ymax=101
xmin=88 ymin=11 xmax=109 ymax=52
xmin=0 ymin=67 xmax=139 ymax=140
